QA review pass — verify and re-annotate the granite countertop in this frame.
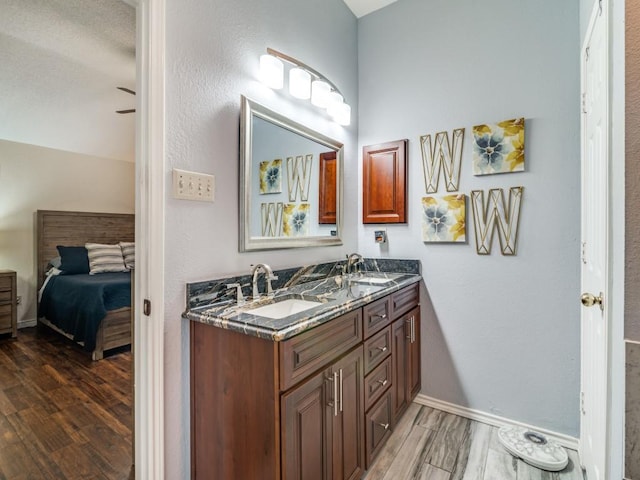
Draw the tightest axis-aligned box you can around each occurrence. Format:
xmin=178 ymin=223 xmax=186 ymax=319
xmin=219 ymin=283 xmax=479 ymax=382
xmin=184 ymin=271 xmax=421 ymax=341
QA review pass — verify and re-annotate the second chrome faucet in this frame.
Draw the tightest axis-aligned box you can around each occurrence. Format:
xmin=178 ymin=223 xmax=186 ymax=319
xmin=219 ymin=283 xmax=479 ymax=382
xmin=250 ymin=263 xmax=278 ymax=299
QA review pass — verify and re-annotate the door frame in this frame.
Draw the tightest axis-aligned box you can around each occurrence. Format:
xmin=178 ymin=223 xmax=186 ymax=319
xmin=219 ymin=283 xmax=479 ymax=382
xmin=124 ymin=0 xmax=166 ymax=477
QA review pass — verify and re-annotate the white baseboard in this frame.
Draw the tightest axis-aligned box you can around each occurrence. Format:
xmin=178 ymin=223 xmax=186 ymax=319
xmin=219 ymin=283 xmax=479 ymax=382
xmin=18 ymin=318 xmax=37 ymax=329
xmin=414 ymin=394 xmax=579 ymax=451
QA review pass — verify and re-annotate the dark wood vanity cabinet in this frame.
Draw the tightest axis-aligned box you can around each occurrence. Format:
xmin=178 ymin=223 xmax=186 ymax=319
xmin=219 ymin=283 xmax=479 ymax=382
xmin=190 ymin=282 xmax=420 ymax=479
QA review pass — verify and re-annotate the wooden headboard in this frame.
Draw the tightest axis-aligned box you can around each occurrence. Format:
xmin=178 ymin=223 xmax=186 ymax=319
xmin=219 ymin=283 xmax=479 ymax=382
xmin=36 ymin=210 xmax=135 ymax=289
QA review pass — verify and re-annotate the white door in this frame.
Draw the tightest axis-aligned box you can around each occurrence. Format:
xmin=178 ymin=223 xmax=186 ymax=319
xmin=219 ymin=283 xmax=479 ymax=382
xmin=580 ymin=1 xmax=609 ymax=479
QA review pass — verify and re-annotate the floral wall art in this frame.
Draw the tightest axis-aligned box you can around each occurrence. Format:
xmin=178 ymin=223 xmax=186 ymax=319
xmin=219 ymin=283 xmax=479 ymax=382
xmin=283 ymin=203 xmax=310 ymax=237
xmin=421 ymin=194 xmax=466 ymax=243
xmin=472 ymin=118 xmax=525 ymax=175
xmin=259 ymin=159 xmax=282 ymax=194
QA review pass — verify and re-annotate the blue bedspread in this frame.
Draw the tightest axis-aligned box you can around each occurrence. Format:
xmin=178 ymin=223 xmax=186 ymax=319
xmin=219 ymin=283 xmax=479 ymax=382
xmin=39 ymin=272 xmax=131 ymax=352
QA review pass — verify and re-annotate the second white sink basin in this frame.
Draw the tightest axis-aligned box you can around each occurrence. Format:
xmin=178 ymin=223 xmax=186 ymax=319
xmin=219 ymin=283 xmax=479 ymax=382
xmin=246 ymin=298 xmax=323 ymax=319
xmin=350 ymin=273 xmax=403 ymax=285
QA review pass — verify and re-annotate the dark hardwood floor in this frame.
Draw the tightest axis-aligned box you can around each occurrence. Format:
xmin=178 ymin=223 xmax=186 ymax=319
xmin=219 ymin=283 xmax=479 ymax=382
xmin=0 ymin=326 xmax=133 ymax=480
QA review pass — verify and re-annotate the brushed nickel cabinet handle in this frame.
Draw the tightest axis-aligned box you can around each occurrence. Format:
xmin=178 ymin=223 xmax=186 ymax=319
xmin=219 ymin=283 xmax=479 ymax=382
xmin=339 ymin=369 xmax=343 ymax=413
xmin=377 ymin=379 xmax=388 ymax=387
xmin=373 ymin=313 xmax=387 ymax=319
xmin=376 ymin=345 xmax=388 ymax=352
xmin=377 ymin=422 xmax=390 ymax=430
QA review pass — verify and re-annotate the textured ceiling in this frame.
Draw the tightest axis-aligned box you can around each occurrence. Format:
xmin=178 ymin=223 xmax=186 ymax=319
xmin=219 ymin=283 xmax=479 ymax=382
xmin=0 ymin=0 xmax=136 ymax=162
xmin=342 ymin=0 xmax=398 ymax=18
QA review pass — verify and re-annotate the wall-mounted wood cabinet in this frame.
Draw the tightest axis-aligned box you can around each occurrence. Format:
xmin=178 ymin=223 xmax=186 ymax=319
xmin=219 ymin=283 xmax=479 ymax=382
xmin=362 ymin=140 xmax=408 ymax=224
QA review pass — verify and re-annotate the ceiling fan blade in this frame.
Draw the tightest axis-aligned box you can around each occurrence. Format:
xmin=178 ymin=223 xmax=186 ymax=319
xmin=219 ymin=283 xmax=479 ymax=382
xmin=116 ymin=109 xmax=136 ymax=114
xmin=117 ymin=87 xmax=136 ymax=95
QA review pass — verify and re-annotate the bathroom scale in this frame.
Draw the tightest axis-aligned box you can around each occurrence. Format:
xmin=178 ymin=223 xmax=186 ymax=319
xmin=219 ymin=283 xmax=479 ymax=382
xmin=497 ymin=426 xmax=569 ymax=471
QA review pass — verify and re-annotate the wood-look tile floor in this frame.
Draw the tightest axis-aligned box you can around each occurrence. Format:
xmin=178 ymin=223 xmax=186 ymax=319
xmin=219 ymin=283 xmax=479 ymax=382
xmin=0 ymin=326 xmax=133 ymax=480
xmin=364 ymin=403 xmax=585 ymax=480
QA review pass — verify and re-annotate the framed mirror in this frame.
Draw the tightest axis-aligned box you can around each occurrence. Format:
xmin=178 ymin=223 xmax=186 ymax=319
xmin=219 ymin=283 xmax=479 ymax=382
xmin=239 ymin=96 xmax=343 ymax=251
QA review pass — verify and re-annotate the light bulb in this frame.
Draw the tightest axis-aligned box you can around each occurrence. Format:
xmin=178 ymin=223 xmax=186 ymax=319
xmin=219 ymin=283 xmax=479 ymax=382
xmin=289 ymin=68 xmax=311 ymax=99
xmin=333 ymin=103 xmax=351 ymax=126
xmin=326 ymin=91 xmax=344 ymax=118
xmin=259 ymin=54 xmax=283 ymax=90
xmin=311 ymin=80 xmax=331 ymax=108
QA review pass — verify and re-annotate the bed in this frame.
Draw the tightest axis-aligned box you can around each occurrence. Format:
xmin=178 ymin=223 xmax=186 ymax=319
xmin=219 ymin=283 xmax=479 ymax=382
xmin=36 ymin=210 xmax=135 ymax=360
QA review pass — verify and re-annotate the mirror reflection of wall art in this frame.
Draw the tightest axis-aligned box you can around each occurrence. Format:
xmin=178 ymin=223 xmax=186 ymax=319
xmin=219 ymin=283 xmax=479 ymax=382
xmin=283 ymin=203 xmax=310 ymax=237
xmin=259 ymin=159 xmax=282 ymax=194
xmin=287 ymin=154 xmax=313 ymax=202
xmin=420 ymin=128 xmax=465 ymax=193
xmin=421 ymin=194 xmax=466 ymax=243
xmin=470 ymin=186 xmax=523 ymax=255
xmin=472 ymin=118 xmax=525 ymax=175
xmin=261 ymin=202 xmax=283 ymax=237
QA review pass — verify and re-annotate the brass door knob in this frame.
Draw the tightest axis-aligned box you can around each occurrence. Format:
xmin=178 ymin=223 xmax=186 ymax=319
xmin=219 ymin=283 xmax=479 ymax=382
xmin=581 ymin=292 xmax=604 ymax=311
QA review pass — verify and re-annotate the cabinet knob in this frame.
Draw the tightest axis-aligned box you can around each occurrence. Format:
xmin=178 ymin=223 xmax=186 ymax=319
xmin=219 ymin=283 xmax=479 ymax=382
xmin=376 ymin=379 xmax=388 ymax=387
xmin=376 ymin=422 xmax=390 ymax=430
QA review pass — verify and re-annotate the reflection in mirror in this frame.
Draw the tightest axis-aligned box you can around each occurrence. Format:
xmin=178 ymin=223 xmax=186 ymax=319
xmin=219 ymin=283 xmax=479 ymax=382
xmin=239 ymin=96 xmax=343 ymax=251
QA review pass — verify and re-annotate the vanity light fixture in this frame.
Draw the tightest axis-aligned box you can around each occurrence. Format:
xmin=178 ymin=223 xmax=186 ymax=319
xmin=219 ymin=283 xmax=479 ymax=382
xmin=259 ymin=48 xmax=350 ymax=126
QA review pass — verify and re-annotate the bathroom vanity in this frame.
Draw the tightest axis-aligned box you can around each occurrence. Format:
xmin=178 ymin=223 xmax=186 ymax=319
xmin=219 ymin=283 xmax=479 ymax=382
xmin=185 ymin=261 xmax=421 ymax=479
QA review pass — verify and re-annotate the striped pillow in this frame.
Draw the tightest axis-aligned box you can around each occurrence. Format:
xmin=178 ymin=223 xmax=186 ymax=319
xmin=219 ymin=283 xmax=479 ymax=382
xmin=119 ymin=242 xmax=135 ymax=270
xmin=85 ymin=243 xmax=128 ymax=274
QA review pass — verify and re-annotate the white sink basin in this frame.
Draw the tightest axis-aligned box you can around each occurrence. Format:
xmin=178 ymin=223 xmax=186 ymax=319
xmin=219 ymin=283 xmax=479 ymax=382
xmin=246 ymin=298 xmax=323 ymax=319
xmin=350 ymin=273 xmax=402 ymax=286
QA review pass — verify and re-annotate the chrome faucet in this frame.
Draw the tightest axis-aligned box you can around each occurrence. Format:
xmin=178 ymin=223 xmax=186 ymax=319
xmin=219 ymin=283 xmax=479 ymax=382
xmin=250 ymin=263 xmax=278 ymax=299
xmin=345 ymin=253 xmax=364 ymax=275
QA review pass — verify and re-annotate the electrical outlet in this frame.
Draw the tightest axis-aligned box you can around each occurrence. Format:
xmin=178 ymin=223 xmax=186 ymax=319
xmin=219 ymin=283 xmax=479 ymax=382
xmin=172 ymin=168 xmax=215 ymax=202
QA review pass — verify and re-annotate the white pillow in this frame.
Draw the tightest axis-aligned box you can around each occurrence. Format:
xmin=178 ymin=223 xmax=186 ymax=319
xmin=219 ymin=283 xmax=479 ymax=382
xmin=119 ymin=242 xmax=135 ymax=269
xmin=85 ymin=243 xmax=128 ymax=274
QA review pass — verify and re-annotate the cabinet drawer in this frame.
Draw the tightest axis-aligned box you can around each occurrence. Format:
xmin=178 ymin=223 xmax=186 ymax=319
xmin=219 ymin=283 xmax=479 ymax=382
xmin=0 ymin=304 xmax=11 ymax=317
xmin=279 ymin=309 xmax=362 ymax=392
xmin=363 ymin=326 xmax=391 ymax=375
xmin=0 ymin=291 xmax=12 ymax=303
xmin=364 ymin=356 xmax=392 ymax=411
xmin=0 ymin=313 xmax=12 ymax=332
xmin=391 ymin=283 xmax=419 ymax=319
xmin=363 ymin=296 xmax=391 ymax=338
xmin=365 ymin=390 xmax=393 ymax=468
xmin=0 ymin=276 xmax=12 ymax=290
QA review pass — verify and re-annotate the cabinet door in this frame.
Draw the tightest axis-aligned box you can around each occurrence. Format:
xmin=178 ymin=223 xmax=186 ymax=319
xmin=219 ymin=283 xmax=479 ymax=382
xmin=330 ymin=347 xmax=365 ymax=480
xmin=282 ymin=369 xmax=331 ymax=480
xmin=407 ymin=307 xmax=421 ymax=399
xmin=391 ymin=318 xmax=409 ymax=421
xmin=362 ymin=139 xmax=408 ymax=224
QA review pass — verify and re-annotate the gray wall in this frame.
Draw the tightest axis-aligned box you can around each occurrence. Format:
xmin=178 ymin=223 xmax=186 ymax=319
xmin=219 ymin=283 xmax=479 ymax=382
xmin=357 ymin=0 xmax=581 ymax=436
xmin=163 ymin=0 xmax=358 ymax=477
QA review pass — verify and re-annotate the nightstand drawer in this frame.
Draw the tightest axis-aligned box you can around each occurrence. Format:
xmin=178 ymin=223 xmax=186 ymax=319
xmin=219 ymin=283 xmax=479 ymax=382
xmin=0 ymin=304 xmax=11 ymax=317
xmin=0 ymin=276 xmax=12 ymax=290
xmin=0 ymin=291 xmax=12 ymax=303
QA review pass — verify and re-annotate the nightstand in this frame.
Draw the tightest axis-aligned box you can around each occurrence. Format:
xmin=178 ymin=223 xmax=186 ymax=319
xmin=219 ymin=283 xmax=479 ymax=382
xmin=0 ymin=270 xmax=17 ymax=338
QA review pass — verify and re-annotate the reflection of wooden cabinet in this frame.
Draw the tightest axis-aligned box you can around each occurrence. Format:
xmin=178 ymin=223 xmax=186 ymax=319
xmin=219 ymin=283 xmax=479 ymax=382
xmin=190 ymin=283 xmax=420 ymax=479
xmin=319 ymin=151 xmax=337 ymax=224
xmin=362 ymin=140 xmax=407 ymax=224
xmin=0 ymin=270 xmax=17 ymax=338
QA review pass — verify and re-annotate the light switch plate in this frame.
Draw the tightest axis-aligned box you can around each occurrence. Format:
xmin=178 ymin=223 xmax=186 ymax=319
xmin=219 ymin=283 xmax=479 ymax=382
xmin=172 ymin=168 xmax=215 ymax=202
